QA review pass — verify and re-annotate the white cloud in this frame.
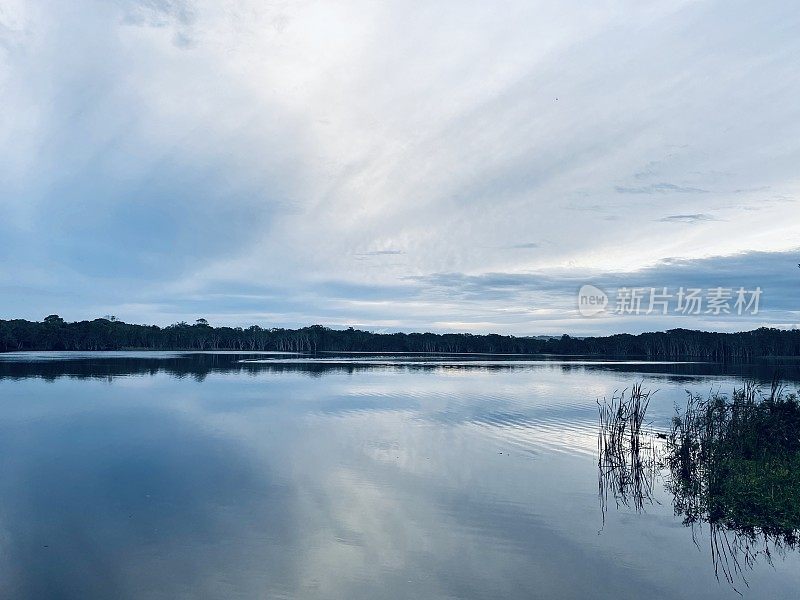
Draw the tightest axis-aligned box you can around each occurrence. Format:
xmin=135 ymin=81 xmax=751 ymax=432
xmin=1 ymin=0 xmax=798 ymax=332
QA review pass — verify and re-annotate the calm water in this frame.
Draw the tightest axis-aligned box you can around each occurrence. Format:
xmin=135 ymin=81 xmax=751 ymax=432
xmin=0 ymin=352 xmax=799 ymax=599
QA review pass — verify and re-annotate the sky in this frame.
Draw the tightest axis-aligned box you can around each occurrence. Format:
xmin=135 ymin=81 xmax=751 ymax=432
xmin=0 ymin=0 xmax=798 ymax=335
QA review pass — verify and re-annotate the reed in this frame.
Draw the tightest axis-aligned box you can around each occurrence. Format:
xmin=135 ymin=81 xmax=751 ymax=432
xmin=598 ymin=378 xmax=800 ymax=591
xmin=597 ymin=383 xmax=660 ymax=513
xmin=666 ymin=379 xmax=800 ymax=588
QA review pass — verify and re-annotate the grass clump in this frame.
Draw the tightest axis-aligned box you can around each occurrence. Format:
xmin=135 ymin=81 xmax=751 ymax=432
xmin=598 ymin=379 xmax=800 ymax=590
xmin=597 ymin=383 xmax=660 ymax=513
xmin=666 ymin=380 xmax=800 ymax=589
xmin=668 ymin=380 xmax=800 ymax=538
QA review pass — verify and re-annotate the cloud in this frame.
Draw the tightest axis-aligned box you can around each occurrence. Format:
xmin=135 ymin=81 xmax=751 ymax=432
xmin=120 ymin=0 xmax=198 ymax=46
xmin=505 ymin=242 xmax=540 ymax=250
xmin=355 ymin=250 xmax=405 ymax=257
xmin=1 ymin=0 xmax=799 ymax=333
xmin=657 ymin=213 xmax=717 ymax=223
xmin=403 ymin=249 xmax=800 ymax=333
xmin=615 ymin=183 xmax=709 ymax=194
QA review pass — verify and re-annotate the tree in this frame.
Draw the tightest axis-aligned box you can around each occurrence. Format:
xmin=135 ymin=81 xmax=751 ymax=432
xmin=0 ymin=318 xmax=798 ymax=357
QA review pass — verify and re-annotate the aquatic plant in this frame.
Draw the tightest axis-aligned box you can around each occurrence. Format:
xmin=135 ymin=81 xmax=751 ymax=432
xmin=598 ymin=378 xmax=800 ymax=592
xmin=597 ymin=383 xmax=661 ymax=514
xmin=666 ymin=380 xmax=800 ymax=589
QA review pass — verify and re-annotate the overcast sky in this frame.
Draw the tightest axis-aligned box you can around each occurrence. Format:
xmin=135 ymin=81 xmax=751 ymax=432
xmin=1 ymin=0 xmax=798 ymax=334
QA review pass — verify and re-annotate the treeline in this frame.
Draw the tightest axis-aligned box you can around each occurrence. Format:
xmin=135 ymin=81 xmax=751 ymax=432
xmin=1 ymin=315 xmax=799 ymax=360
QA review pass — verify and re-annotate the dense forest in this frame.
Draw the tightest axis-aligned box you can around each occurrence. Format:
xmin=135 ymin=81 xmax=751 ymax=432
xmin=1 ymin=315 xmax=799 ymax=360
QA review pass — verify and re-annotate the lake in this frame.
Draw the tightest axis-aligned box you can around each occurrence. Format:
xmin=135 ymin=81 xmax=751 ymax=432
xmin=0 ymin=352 xmax=799 ymax=599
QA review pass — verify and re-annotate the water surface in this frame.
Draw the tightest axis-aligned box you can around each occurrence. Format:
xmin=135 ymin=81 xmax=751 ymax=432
xmin=0 ymin=352 xmax=798 ymax=599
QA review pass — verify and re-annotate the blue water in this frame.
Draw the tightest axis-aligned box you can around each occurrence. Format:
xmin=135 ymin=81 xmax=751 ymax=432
xmin=0 ymin=352 xmax=797 ymax=599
